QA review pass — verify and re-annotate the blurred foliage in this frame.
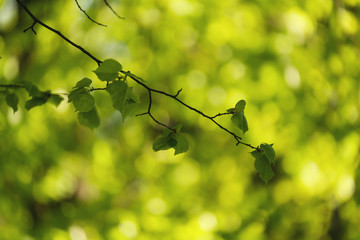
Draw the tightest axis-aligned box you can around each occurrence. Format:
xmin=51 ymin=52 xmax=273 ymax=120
xmin=1 ymin=0 xmax=360 ymax=239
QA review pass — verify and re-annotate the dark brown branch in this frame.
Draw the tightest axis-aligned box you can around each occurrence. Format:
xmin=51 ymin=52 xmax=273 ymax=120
xmin=74 ymin=0 xmax=107 ymax=27
xmin=103 ymin=0 xmax=125 ymax=19
xmin=16 ymin=0 xmax=102 ymax=66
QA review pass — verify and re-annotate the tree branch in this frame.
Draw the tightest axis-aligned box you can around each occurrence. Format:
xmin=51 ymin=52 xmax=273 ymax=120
xmin=74 ymin=0 xmax=107 ymax=27
xmin=120 ymin=71 xmax=259 ymax=149
xmin=211 ymin=112 xmax=232 ymax=119
xmin=103 ymin=0 xmax=125 ymax=19
xmin=16 ymin=0 xmax=259 ymax=150
xmin=16 ymin=0 xmax=102 ymax=66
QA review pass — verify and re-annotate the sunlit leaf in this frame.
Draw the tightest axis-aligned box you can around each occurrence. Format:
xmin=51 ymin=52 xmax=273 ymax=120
xmin=94 ymin=59 xmax=122 ymax=81
xmin=5 ymin=92 xmax=19 ymax=113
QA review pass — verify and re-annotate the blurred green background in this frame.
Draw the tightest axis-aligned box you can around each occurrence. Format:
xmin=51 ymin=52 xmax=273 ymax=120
xmin=1 ymin=0 xmax=360 ymax=239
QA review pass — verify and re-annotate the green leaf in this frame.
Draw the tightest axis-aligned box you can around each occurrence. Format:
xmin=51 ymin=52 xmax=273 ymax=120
xmin=260 ymin=143 xmax=276 ymax=165
xmin=48 ymin=94 xmax=64 ymax=107
xmin=235 ymin=100 xmax=246 ymax=112
xmin=106 ymin=81 xmax=128 ymax=111
xmin=25 ymin=96 xmax=47 ymax=110
xmin=153 ymin=134 xmax=177 ymax=152
xmin=231 ymin=111 xmax=248 ymax=134
xmin=252 ymin=151 xmax=274 ymax=184
xmin=161 ymin=128 xmax=174 ymax=137
xmin=251 ymin=149 xmax=262 ymax=159
xmin=94 ymin=59 xmax=122 ymax=81
xmin=74 ymin=78 xmax=92 ymax=89
xmin=78 ymin=108 xmax=100 ymax=129
xmin=5 ymin=92 xmax=19 ymax=113
xmin=72 ymin=92 xmax=95 ymax=112
xmin=68 ymin=88 xmax=82 ymax=103
xmin=24 ymin=82 xmax=41 ymax=97
xmin=227 ymin=108 xmax=236 ymax=113
xmin=174 ymin=134 xmax=189 ymax=155
xmin=68 ymin=89 xmax=95 ymax=112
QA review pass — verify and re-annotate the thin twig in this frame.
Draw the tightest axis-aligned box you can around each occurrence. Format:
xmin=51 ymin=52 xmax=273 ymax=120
xmin=16 ymin=0 xmax=102 ymax=66
xmin=74 ymin=0 xmax=107 ymax=27
xmin=211 ymin=112 xmax=232 ymax=119
xmin=23 ymin=21 xmax=37 ymax=34
xmin=103 ymin=0 xmax=125 ymax=19
xmin=90 ymin=87 xmax=107 ymax=91
xmin=173 ymin=88 xmax=182 ymax=97
xmin=144 ymin=89 xmax=176 ymax=131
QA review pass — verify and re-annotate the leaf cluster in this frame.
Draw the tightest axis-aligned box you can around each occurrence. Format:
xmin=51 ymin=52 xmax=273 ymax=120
xmin=1 ymin=82 xmax=64 ymax=112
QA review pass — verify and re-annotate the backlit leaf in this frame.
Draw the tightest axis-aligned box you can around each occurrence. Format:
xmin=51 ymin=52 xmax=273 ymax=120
xmin=94 ymin=59 xmax=122 ymax=82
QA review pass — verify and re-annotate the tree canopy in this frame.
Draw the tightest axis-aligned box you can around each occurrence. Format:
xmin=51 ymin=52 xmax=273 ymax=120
xmin=0 ymin=0 xmax=360 ymax=239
